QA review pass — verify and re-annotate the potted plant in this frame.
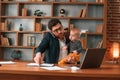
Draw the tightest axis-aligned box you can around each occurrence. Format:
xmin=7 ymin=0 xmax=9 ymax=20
xmin=34 ymin=9 xmax=44 ymax=16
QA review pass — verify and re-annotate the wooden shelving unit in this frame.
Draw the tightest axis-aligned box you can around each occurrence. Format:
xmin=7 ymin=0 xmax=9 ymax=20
xmin=0 ymin=0 xmax=107 ymax=61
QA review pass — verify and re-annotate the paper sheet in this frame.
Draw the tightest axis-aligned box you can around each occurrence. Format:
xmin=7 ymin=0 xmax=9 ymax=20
xmin=0 ymin=61 xmax=15 ymax=64
xmin=40 ymin=66 xmax=66 ymax=70
xmin=27 ymin=63 xmax=54 ymax=67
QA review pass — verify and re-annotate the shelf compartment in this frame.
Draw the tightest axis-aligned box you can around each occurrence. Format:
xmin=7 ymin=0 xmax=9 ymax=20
xmin=17 ymin=33 xmax=43 ymax=47
xmin=53 ymin=4 xmax=86 ymax=17
xmin=19 ymin=4 xmax=52 ymax=16
xmin=3 ymin=48 xmax=33 ymax=61
xmin=88 ymin=5 xmax=103 ymax=18
xmin=0 ymin=33 xmax=17 ymax=46
xmin=35 ymin=18 xmax=69 ymax=31
xmin=70 ymin=19 xmax=103 ymax=33
xmin=3 ymin=18 xmax=34 ymax=31
xmin=1 ymin=3 xmax=18 ymax=16
xmin=87 ymin=35 xmax=103 ymax=48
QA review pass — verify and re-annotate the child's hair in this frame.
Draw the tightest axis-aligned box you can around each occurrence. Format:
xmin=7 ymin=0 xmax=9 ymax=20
xmin=70 ymin=28 xmax=81 ymax=38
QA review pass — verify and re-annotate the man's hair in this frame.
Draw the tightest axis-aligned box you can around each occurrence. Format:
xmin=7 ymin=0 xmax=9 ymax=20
xmin=48 ymin=19 xmax=61 ymax=30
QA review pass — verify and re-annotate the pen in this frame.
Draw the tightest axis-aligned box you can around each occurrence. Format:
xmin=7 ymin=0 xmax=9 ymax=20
xmin=39 ymin=63 xmax=41 ymax=67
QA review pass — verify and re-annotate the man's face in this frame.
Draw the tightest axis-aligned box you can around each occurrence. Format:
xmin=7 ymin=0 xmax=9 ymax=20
xmin=51 ymin=23 xmax=64 ymax=38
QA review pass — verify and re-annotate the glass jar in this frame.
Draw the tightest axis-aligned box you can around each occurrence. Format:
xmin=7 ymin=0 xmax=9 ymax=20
xmin=27 ymin=36 xmax=36 ymax=46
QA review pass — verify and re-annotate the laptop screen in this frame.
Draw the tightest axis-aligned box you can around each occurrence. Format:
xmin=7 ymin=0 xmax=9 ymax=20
xmin=80 ymin=48 xmax=106 ymax=69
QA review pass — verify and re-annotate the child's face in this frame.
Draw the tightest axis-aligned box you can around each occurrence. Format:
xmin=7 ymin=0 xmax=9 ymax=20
xmin=69 ymin=31 xmax=79 ymax=41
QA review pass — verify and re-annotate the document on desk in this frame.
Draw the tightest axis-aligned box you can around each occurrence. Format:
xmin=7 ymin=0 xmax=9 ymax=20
xmin=27 ymin=63 xmax=54 ymax=67
xmin=40 ymin=66 xmax=66 ymax=70
xmin=0 ymin=61 xmax=15 ymax=64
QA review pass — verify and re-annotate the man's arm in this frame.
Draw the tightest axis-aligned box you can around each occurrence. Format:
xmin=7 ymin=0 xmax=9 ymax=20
xmin=35 ymin=33 xmax=50 ymax=54
xmin=34 ymin=33 xmax=50 ymax=64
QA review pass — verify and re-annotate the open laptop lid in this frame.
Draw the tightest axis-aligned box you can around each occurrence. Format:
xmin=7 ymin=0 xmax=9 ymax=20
xmin=80 ymin=48 xmax=106 ymax=69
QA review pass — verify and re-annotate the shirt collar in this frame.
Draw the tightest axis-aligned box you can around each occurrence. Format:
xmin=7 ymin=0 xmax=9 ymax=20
xmin=50 ymin=32 xmax=57 ymax=38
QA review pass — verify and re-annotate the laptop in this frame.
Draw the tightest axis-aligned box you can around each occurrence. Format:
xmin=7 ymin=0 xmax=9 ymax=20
xmin=80 ymin=48 xmax=106 ymax=69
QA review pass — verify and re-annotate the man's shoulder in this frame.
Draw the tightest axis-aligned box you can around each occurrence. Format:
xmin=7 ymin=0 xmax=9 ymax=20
xmin=44 ymin=32 xmax=52 ymax=36
xmin=44 ymin=32 xmax=56 ymax=39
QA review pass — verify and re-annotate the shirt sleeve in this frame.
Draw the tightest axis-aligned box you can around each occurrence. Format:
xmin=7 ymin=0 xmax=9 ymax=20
xmin=35 ymin=33 xmax=50 ymax=54
xmin=76 ymin=41 xmax=83 ymax=53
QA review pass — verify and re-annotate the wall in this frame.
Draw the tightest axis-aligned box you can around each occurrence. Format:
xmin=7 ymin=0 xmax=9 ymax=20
xmin=106 ymin=0 xmax=120 ymax=60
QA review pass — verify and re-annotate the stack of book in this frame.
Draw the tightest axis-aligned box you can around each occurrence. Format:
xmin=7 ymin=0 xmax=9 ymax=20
xmin=97 ymin=40 xmax=103 ymax=48
xmin=1 ymin=35 xmax=10 ymax=46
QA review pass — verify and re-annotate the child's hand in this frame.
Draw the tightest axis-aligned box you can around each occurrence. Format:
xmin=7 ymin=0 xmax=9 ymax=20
xmin=72 ymin=50 xmax=78 ymax=54
xmin=65 ymin=54 xmax=76 ymax=64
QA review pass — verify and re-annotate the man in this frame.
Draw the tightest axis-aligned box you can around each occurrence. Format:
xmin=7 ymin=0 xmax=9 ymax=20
xmin=34 ymin=19 xmax=71 ymax=64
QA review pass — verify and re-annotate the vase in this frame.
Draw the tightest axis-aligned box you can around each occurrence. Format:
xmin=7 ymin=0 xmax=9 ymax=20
xmin=11 ymin=50 xmax=22 ymax=61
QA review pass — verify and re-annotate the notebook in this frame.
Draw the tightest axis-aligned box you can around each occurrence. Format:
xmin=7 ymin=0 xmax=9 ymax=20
xmin=80 ymin=48 xmax=106 ymax=69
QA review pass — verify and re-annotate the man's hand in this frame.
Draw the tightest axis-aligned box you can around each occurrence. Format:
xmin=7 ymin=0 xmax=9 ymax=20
xmin=34 ymin=52 xmax=43 ymax=64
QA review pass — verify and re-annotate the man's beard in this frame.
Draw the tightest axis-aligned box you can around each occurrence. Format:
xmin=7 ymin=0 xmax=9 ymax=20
xmin=57 ymin=33 xmax=64 ymax=39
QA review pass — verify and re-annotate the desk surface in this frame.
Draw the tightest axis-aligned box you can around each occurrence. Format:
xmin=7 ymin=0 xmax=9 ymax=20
xmin=0 ymin=62 xmax=120 ymax=80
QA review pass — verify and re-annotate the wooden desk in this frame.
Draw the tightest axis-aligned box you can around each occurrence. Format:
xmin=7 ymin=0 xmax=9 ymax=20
xmin=0 ymin=62 xmax=120 ymax=80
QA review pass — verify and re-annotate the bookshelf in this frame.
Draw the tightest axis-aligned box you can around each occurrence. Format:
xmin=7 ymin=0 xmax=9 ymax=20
xmin=0 ymin=0 xmax=107 ymax=61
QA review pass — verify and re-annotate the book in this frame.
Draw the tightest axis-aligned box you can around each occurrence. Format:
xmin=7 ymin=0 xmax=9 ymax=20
xmin=78 ymin=9 xmax=83 ymax=17
xmin=0 ymin=23 xmax=5 ymax=31
xmin=100 ymin=0 xmax=104 ymax=3
xmin=96 ymin=0 xmax=104 ymax=3
xmin=100 ymin=40 xmax=103 ymax=48
xmin=97 ymin=40 xmax=103 ymax=48
xmin=35 ymin=23 xmax=42 ymax=32
xmin=81 ymin=9 xmax=86 ymax=18
xmin=31 ymin=0 xmax=36 ymax=1
xmin=22 ymin=8 xmax=27 ymax=16
xmin=96 ymin=24 xmax=103 ymax=33
xmin=96 ymin=0 xmax=99 ymax=2
xmin=5 ymin=37 xmax=10 ymax=46
xmin=1 ymin=35 xmax=10 ymax=46
xmin=70 ymin=0 xmax=76 ymax=2
xmin=0 ymin=20 xmax=8 ymax=31
xmin=69 ymin=24 xmax=74 ymax=31
xmin=37 ymin=0 xmax=43 ymax=1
